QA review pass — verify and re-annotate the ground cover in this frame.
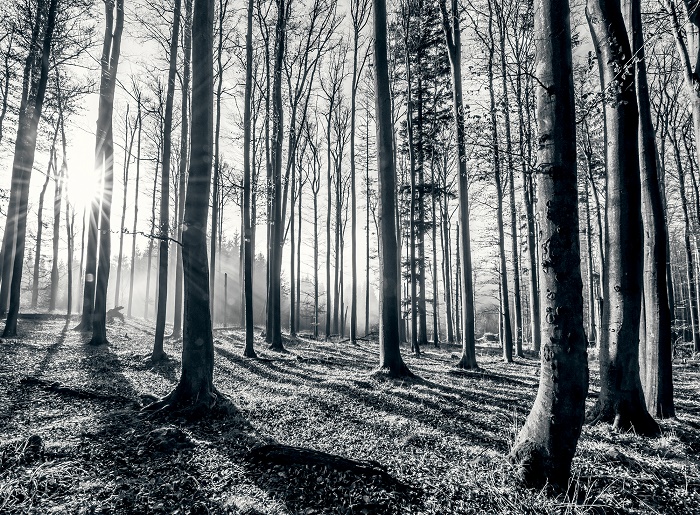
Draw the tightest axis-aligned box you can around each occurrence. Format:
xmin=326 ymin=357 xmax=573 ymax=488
xmin=0 ymin=317 xmax=698 ymax=514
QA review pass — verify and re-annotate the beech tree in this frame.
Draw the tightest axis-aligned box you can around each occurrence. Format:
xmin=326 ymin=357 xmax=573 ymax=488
xmin=88 ymin=0 xmax=124 ymax=346
xmin=439 ymin=0 xmax=476 ymax=368
xmin=3 ymin=0 xmax=60 ymax=336
xmin=144 ymin=0 xmax=219 ymax=412
xmin=509 ymin=0 xmax=588 ymax=489
xmin=586 ymin=0 xmax=659 ymax=435
xmin=373 ymin=0 xmax=411 ymax=377
xmin=153 ymin=0 xmax=182 ymax=361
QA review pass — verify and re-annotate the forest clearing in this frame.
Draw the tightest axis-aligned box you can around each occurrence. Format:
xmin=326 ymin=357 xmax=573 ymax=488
xmin=0 ymin=317 xmax=698 ymax=514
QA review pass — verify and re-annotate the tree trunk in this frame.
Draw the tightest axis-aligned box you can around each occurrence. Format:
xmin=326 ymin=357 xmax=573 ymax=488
xmin=115 ymin=106 xmax=135 ymax=308
xmin=32 ymin=146 xmax=54 ymax=309
xmin=127 ymin=100 xmax=142 ymax=318
xmin=145 ymin=141 xmax=160 ymax=320
xmin=0 ymin=1 xmax=42 ymax=317
xmin=153 ymin=0 xmax=181 ymax=360
xmin=372 ymin=0 xmax=411 ymax=377
xmin=3 ymin=0 xmax=60 ymax=337
xmin=440 ymin=0 xmax=475 ymax=364
xmin=496 ymin=3 xmax=523 ymax=357
xmin=268 ymin=0 xmax=287 ymax=351
xmin=89 ymin=0 xmax=124 ymax=346
xmin=172 ymin=0 xmax=193 ymax=339
xmin=50 ymin=125 xmax=63 ymax=311
xmin=623 ymin=0 xmax=674 ymax=418
xmin=144 ymin=0 xmax=219 ymax=413
xmin=486 ymin=6 xmax=513 ymax=363
xmin=244 ymin=0 xmax=255 ymax=355
xmin=586 ymin=0 xmax=659 ymax=435
xmin=508 ymin=0 xmax=589 ymax=488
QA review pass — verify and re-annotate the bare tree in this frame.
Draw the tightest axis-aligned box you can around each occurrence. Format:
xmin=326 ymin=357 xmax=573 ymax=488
xmin=509 ymin=0 xmax=588 ymax=488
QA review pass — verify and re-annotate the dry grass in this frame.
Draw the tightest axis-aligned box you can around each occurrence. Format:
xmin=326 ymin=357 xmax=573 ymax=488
xmin=0 ymin=317 xmax=698 ymax=514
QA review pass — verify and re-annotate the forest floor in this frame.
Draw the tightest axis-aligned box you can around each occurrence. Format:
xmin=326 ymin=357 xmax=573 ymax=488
xmin=0 ymin=317 xmax=699 ymax=514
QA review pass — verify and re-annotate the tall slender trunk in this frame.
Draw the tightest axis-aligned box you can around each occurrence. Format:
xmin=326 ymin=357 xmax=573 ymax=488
xmin=115 ymin=105 xmax=135 ymax=307
xmin=32 ymin=146 xmax=54 ymax=309
xmin=497 ymin=5 xmax=523 ymax=357
xmin=50 ymin=124 xmax=63 ymax=311
xmin=153 ymin=0 xmax=182 ymax=360
xmin=268 ymin=0 xmax=287 ymax=350
xmin=242 ymin=0 xmax=256 ymax=356
xmin=172 ymin=0 xmax=193 ymax=339
xmin=486 ymin=5 xmax=512 ymax=362
xmin=3 ymin=0 xmax=60 ymax=336
xmin=127 ymin=101 xmax=142 ymax=318
xmin=145 ymin=143 xmax=160 ymax=320
xmin=373 ymin=0 xmax=411 ymax=376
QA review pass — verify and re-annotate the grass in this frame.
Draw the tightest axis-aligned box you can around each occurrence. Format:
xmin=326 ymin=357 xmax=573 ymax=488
xmin=0 ymin=317 xmax=698 ymax=514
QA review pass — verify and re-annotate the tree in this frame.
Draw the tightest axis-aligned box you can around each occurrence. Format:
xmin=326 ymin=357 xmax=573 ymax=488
xmin=172 ymin=0 xmax=193 ymax=339
xmin=144 ymin=0 xmax=219 ymax=413
xmin=372 ymin=0 xmax=412 ymax=377
xmin=89 ymin=0 xmax=124 ymax=346
xmin=586 ymin=0 xmax=659 ymax=435
xmin=3 ymin=0 xmax=60 ymax=336
xmin=439 ymin=0 xmax=476 ymax=368
xmin=242 ymin=0 xmax=256 ymax=358
xmin=153 ymin=0 xmax=182 ymax=361
xmin=623 ymin=0 xmax=674 ymax=419
xmin=350 ymin=0 xmax=371 ymax=345
xmin=508 ymin=0 xmax=588 ymax=489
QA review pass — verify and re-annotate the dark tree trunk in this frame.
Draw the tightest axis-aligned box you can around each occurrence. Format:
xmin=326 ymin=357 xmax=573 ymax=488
xmin=586 ymin=0 xmax=659 ymax=436
xmin=268 ymin=0 xmax=287 ymax=351
xmin=0 ymin=1 xmax=42 ymax=317
xmin=508 ymin=0 xmax=589 ymax=488
xmin=243 ymin=0 xmax=255 ymax=356
xmin=440 ymin=0 xmax=475 ymax=365
xmin=90 ymin=0 xmax=124 ymax=346
xmin=372 ymin=0 xmax=411 ymax=377
xmin=623 ymin=0 xmax=674 ymax=418
xmin=172 ymin=0 xmax=193 ymax=339
xmin=3 ymin=0 xmax=60 ymax=337
xmin=144 ymin=0 xmax=219 ymax=413
xmin=153 ymin=0 xmax=182 ymax=361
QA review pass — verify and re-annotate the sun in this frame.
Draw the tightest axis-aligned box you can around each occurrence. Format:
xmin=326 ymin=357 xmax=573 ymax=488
xmin=64 ymin=142 xmax=102 ymax=213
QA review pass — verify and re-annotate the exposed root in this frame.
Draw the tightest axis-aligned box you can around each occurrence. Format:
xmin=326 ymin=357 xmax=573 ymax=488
xmin=141 ymin=385 xmax=232 ymax=420
xmin=370 ymin=363 xmax=416 ymax=381
xmin=455 ymin=354 xmax=479 ymax=370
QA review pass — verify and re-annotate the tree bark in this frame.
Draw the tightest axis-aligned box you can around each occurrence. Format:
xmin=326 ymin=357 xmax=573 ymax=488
xmin=144 ymin=0 xmax=219 ymax=413
xmin=440 ymin=0 xmax=475 ymax=366
xmin=373 ymin=0 xmax=411 ymax=377
xmin=623 ymin=0 xmax=674 ymax=418
xmin=3 ymin=0 xmax=59 ymax=337
xmin=115 ymin=105 xmax=136 ymax=308
xmin=153 ymin=0 xmax=182 ymax=360
xmin=90 ymin=0 xmax=124 ymax=346
xmin=172 ymin=0 xmax=193 ymax=339
xmin=508 ymin=0 xmax=588 ymax=488
xmin=586 ymin=0 xmax=659 ymax=435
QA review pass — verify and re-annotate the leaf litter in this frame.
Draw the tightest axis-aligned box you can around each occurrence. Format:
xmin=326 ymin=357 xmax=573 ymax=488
xmin=0 ymin=318 xmax=698 ymax=513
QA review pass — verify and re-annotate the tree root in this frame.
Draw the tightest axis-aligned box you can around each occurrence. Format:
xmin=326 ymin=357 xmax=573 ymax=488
xmin=370 ymin=364 xmax=416 ymax=381
xmin=20 ymin=376 xmax=140 ymax=408
xmin=141 ymin=386 xmax=233 ymax=420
